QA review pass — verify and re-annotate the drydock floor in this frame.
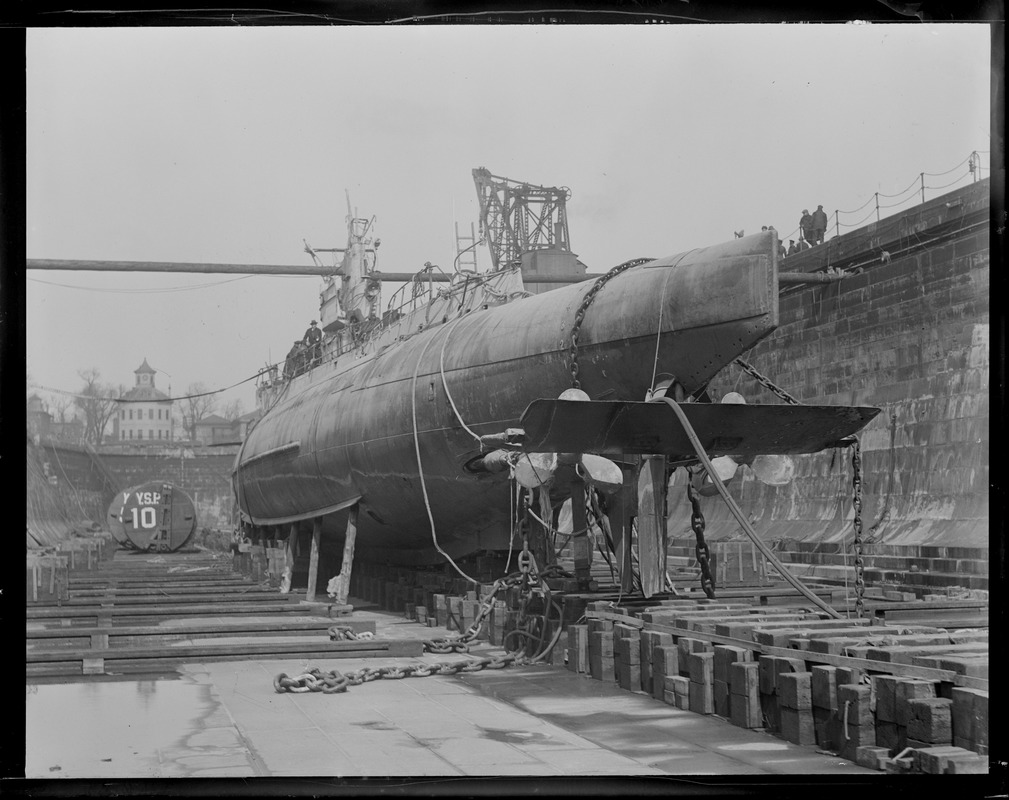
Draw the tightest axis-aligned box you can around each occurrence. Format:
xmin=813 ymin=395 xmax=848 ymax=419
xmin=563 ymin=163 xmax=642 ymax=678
xmin=26 ymin=607 xmax=876 ymax=780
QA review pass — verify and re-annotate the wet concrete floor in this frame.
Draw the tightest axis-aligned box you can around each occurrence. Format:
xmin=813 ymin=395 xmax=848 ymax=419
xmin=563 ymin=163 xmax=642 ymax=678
xmin=25 ymin=607 xmax=879 ymax=780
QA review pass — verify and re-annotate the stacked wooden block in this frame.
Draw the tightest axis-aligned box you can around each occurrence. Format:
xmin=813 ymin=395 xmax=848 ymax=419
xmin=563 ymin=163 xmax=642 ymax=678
xmin=639 ymin=630 xmax=674 ymax=695
xmin=546 ymin=597 xmax=988 ymax=775
xmin=728 ymin=660 xmax=761 ymax=728
xmin=588 ymin=619 xmax=615 ymax=681
xmin=713 ymin=646 xmax=752 ymax=719
xmin=651 ymin=642 xmax=678 ymax=703
xmin=837 ymin=683 xmax=876 ymax=761
xmin=687 ymin=651 xmax=715 ymax=714
xmin=811 ymin=666 xmax=840 ymax=749
xmin=951 ymin=687 xmax=988 ymax=756
xmin=778 ymin=672 xmax=816 ymax=746
xmin=613 ymin=624 xmax=641 ymax=691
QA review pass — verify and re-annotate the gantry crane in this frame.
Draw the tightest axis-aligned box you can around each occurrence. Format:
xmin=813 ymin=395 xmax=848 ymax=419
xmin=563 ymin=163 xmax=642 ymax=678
xmin=472 ymin=167 xmax=586 ymax=291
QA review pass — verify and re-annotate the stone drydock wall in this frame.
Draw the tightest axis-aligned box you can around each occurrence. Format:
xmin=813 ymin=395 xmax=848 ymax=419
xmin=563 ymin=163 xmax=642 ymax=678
xmin=673 ymin=179 xmax=989 ymax=549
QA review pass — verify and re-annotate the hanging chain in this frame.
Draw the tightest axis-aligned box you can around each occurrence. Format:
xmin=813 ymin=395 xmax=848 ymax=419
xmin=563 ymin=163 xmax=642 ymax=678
xmin=686 ymin=471 xmax=716 ymax=598
xmin=849 ymin=436 xmax=866 ymax=618
xmin=733 ymin=357 xmax=801 ymax=405
xmin=568 ymin=257 xmax=654 ymax=388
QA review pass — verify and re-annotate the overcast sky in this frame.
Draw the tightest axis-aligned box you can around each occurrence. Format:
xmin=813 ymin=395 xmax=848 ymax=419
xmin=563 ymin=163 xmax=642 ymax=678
xmin=25 ymin=24 xmax=991 ymax=416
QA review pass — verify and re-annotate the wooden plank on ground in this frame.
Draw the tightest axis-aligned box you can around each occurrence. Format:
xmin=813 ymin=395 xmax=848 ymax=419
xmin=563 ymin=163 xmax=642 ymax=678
xmin=26 ymin=637 xmax=423 ymax=663
xmin=26 ymin=601 xmax=326 ymax=619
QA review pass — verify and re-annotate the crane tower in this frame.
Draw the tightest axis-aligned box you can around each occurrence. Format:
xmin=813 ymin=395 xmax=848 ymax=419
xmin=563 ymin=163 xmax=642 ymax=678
xmin=472 ymin=167 xmax=587 ymax=293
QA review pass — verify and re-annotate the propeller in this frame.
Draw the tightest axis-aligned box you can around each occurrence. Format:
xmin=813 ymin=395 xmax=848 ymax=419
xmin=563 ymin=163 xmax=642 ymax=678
xmin=695 ymin=391 xmax=795 ymax=496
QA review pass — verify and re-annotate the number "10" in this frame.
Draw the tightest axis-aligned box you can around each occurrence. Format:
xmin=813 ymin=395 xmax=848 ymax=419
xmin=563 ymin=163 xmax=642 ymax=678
xmin=131 ymin=506 xmax=157 ymax=529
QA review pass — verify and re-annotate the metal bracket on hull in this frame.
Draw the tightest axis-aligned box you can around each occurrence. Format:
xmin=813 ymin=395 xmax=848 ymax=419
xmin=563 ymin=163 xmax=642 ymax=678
xmin=246 ymin=495 xmax=362 ymax=527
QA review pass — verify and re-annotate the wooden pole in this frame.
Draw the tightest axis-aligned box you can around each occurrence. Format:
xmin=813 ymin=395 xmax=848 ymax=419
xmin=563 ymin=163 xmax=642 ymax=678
xmin=331 ymin=505 xmax=359 ymax=606
xmin=570 ymin=479 xmax=592 ymax=586
xmin=608 ymin=470 xmax=635 ymax=594
xmin=637 ymin=455 xmax=668 ymax=598
xmin=306 ymin=517 xmax=323 ymax=602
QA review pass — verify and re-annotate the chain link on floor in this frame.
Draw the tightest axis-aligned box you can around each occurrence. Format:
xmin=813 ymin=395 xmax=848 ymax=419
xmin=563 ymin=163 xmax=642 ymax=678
xmin=274 ymin=561 xmax=571 ymax=695
xmin=327 ymin=626 xmax=374 ymax=641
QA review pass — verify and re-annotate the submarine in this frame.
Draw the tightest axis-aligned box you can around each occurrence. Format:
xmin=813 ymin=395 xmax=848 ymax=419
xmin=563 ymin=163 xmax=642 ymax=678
xmin=232 ymin=211 xmax=878 ymax=570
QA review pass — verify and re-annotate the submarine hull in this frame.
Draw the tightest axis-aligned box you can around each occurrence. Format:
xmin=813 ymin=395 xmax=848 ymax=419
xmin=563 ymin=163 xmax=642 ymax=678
xmin=234 ymin=232 xmax=778 ymax=563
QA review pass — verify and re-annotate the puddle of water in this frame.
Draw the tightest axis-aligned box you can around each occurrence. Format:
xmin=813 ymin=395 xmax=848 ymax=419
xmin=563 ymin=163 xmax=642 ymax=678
xmin=25 ymin=677 xmax=217 ymax=778
xmin=353 ymin=721 xmax=398 ymax=731
xmin=478 ymin=726 xmax=552 ymax=745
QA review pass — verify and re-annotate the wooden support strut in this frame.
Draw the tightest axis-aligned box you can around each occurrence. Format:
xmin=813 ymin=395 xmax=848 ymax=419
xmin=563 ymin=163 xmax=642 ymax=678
xmin=570 ymin=479 xmax=592 ymax=586
xmin=610 ymin=468 xmax=635 ymax=594
xmin=330 ymin=504 xmax=359 ymax=606
xmin=306 ymin=517 xmax=323 ymax=602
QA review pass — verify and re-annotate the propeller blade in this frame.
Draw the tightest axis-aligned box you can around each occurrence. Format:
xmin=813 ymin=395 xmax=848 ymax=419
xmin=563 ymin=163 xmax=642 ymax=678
xmin=749 ymin=454 xmax=795 ymax=485
xmin=513 ymin=452 xmax=557 ymax=488
xmin=710 ymin=455 xmax=739 ymax=482
xmin=579 ymin=454 xmax=624 ymax=494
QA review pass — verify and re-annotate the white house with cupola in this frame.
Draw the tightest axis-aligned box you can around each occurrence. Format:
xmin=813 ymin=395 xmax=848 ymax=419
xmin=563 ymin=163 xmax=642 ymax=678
xmin=113 ymin=358 xmax=174 ymax=443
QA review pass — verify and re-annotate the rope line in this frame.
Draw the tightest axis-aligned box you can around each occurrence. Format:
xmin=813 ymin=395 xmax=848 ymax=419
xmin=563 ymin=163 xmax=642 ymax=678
xmin=836 ymin=193 xmax=876 ymax=215
xmin=837 ymin=206 xmax=879 ymax=230
xmin=438 ymin=313 xmax=484 ymax=446
xmin=410 ymin=323 xmax=481 ymax=585
xmin=925 ymin=170 xmax=972 ymax=192
xmin=923 ymin=153 xmax=972 ymax=177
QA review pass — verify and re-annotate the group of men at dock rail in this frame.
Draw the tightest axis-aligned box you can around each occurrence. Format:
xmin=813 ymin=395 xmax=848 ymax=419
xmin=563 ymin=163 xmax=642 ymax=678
xmin=283 ymin=320 xmax=323 ymax=380
xmin=737 ymin=204 xmax=828 ymax=259
xmin=787 ymin=205 xmax=829 ymax=255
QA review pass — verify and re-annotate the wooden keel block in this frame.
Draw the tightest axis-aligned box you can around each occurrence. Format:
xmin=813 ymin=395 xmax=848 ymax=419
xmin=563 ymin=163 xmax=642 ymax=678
xmin=778 ymin=672 xmax=813 ymax=711
xmin=907 ymin=698 xmax=953 ymax=744
xmin=566 ymin=625 xmax=589 ymax=674
xmin=837 ymin=684 xmax=874 ymax=728
xmin=652 ymin=645 xmax=680 ymax=702
xmin=687 ymin=651 xmax=714 ymax=684
xmin=872 ymin=675 xmax=900 ymax=722
xmin=780 ymin=707 xmax=816 ymax=746
xmin=855 ymin=746 xmax=891 ymax=771
xmin=811 ymin=665 xmax=839 ymax=712
xmin=895 ymin=679 xmax=937 ymax=726
xmin=688 ymin=679 xmax=714 ymax=715
xmin=677 ymin=638 xmax=707 ymax=676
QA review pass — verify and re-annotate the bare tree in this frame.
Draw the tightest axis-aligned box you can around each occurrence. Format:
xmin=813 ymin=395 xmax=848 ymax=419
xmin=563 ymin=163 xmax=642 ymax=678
xmin=221 ymin=398 xmax=246 ymax=422
xmin=74 ymin=368 xmax=119 ymax=444
xmin=50 ymin=392 xmax=74 ymax=424
xmin=183 ymin=382 xmax=217 ymax=440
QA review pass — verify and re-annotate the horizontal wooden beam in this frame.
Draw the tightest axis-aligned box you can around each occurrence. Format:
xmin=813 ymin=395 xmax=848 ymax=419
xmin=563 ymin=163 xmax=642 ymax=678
xmin=27 ymin=637 xmax=424 ymax=663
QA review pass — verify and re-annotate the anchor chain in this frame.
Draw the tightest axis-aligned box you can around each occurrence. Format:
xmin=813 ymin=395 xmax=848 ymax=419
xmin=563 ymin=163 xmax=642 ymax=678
xmin=849 ymin=437 xmax=866 ymax=618
xmin=568 ymin=257 xmax=654 ymax=389
xmin=327 ymin=626 xmax=375 ymax=641
xmin=686 ymin=470 xmax=716 ymax=598
xmin=275 ymin=558 xmax=572 ymax=695
xmin=733 ymin=357 xmax=801 ymax=405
